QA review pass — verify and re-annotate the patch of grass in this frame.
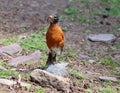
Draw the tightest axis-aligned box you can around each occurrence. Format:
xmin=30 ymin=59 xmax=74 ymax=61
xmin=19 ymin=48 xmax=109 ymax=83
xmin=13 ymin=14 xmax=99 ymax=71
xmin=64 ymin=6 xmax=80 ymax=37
xmin=86 ymin=89 xmax=92 ymax=93
xmin=70 ymin=69 xmax=86 ymax=79
xmin=100 ymin=55 xmax=119 ymax=67
xmin=89 ymin=50 xmax=98 ymax=57
xmin=114 ymin=42 xmax=120 ymax=49
xmin=67 ymin=52 xmax=76 ymax=57
xmin=64 ymin=6 xmax=77 ymax=15
xmin=78 ymin=16 xmax=95 ymax=23
xmin=102 ymin=0 xmax=120 ymax=16
xmin=103 ymin=86 xmax=112 ymax=93
xmin=0 ymin=37 xmax=18 ymax=45
xmin=117 ymin=25 xmax=120 ymax=32
xmin=100 ymin=55 xmax=111 ymax=65
xmin=64 ymin=6 xmax=77 ymax=21
xmin=20 ymin=32 xmax=46 ymax=51
xmin=35 ymin=88 xmax=45 ymax=93
xmin=40 ymin=61 xmax=47 ymax=68
xmin=38 ymin=26 xmax=48 ymax=32
xmin=0 ymin=70 xmax=19 ymax=78
xmin=0 ymin=60 xmax=4 ymax=66
xmin=84 ymin=29 xmax=92 ymax=33
xmin=62 ymin=27 xmax=68 ymax=32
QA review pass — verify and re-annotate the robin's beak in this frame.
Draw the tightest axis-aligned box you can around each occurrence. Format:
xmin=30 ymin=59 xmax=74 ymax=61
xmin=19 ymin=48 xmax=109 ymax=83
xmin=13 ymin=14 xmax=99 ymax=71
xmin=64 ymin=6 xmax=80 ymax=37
xmin=47 ymin=15 xmax=54 ymax=23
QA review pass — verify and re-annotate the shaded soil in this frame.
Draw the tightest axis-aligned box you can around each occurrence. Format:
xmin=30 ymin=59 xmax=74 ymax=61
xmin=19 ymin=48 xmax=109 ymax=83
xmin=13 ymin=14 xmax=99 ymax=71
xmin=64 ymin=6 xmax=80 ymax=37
xmin=0 ymin=0 xmax=120 ymax=93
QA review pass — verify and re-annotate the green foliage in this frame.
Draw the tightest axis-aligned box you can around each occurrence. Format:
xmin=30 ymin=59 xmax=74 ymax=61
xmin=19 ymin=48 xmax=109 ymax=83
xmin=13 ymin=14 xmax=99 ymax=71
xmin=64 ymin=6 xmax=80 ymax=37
xmin=103 ymin=87 xmax=112 ymax=93
xmin=70 ymin=69 xmax=86 ymax=79
xmin=100 ymin=55 xmax=119 ymax=67
xmin=20 ymin=32 xmax=46 ymax=51
xmin=0 ymin=37 xmax=18 ymax=45
xmin=86 ymin=89 xmax=92 ymax=93
xmin=100 ymin=55 xmax=112 ymax=65
xmin=114 ymin=42 xmax=120 ymax=49
xmin=62 ymin=27 xmax=68 ymax=32
xmin=40 ymin=61 xmax=46 ymax=68
xmin=78 ymin=16 xmax=95 ymax=23
xmin=102 ymin=0 xmax=120 ymax=16
xmin=84 ymin=29 xmax=92 ymax=33
xmin=64 ymin=6 xmax=77 ymax=15
xmin=108 ymin=8 xmax=120 ymax=16
xmin=59 ymin=55 xmax=66 ymax=61
xmin=0 ymin=60 xmax=4 ymax=66
xmin=35 ymin=88 xmax=45 ymax=93
xmin=67 ymin=52 xmax=76 ymax=57
xmin=0 ymin=70 xmax=19 ymax=78
xmin=64 ymin=6 xmax=77 ymax=21
xmin=24 ymin=83 xmax=31 ymax=89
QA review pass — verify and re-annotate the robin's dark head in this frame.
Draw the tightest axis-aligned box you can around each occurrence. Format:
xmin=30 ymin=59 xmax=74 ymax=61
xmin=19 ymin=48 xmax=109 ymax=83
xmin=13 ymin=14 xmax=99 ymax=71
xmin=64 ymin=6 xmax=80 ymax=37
xmin=48 ymin=15 xmax=59 ymax=24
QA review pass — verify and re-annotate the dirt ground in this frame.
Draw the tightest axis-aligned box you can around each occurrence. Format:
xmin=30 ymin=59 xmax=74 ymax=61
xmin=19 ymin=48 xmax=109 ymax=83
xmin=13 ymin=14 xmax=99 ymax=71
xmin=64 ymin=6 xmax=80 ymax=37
xmin=0 ymin=0 xmax=120 ymax=93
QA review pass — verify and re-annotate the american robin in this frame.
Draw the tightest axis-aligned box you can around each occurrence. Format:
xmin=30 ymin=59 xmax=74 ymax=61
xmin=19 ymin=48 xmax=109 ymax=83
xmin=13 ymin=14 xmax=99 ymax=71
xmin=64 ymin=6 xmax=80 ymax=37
xmin=46 ymin=15 xmax=64 ymax=65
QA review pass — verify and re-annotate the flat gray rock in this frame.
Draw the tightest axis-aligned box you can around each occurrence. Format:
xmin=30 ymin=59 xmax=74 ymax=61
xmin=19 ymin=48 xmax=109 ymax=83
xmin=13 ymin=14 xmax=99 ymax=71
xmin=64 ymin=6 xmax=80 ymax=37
xmin=0 ymin=44 xmax=22 ymax=56
xmin=0 ymin=78 xmax=31 ymax=88
xmin=99 ymin=76 xmax=117 ymax=82
xmin=45 ymin=62 xmax=69 ymax=77
xmin=88 ymin=34 xmax=116 ymax=42
xmin=30 ymin=69 xmax=70 ymax=93
xmin=8 ymin=50 xmax=41 ymax=66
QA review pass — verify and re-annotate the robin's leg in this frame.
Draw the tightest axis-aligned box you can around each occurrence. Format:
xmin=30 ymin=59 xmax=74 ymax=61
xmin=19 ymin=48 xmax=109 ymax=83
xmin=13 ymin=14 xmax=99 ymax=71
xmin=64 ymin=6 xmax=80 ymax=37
xmin=52 ymin=51 xmax=56 ymax=62
xmin=47 ymin=51 xmax=53 ymax=65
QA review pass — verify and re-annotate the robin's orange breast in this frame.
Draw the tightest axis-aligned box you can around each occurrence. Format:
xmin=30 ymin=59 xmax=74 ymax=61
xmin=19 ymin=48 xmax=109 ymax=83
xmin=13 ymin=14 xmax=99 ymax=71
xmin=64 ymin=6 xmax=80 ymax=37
xmin=46 ymin=24 xmax=64 ymax=50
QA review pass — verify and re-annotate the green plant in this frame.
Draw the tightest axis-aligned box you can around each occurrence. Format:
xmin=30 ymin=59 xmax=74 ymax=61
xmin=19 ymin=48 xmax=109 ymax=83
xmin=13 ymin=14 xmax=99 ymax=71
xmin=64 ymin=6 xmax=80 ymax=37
xmin=102 ymin=0 xmax=120 ymax=16
xmin=64 ymin=6 xmax=77 ymax=21
xmin=70 ymin=69 xmax=86 ymax=79
xmin=0 ymin=70 xmax=19 ymax=78
xmin=103 ymin=87 xmax=112 ymax=93
xmin=35 ymin=88 xmax=45 ymax=93
xmin=0 ymin=60 xmax=4 ymax=66
xmin=114 ymin=42 xmax=120 ymax=49
xmin=59 ymin=56 xmax=66 ymax=61
xmin=64 ymin=6 xmax=77 ymax=15
xmin=67 ymin=52 xmax=76 ymax=57
xmin=86 ymin=89 xmax=92 ymax=93
xmin=62 ymin=27 xmax=68 ymax=32
xmin=0 ymin=37 xmax=18 ymax=45
xmin=20 ymin=32 xmax=47 ymax=51
xmin=100 ymin=55 xmax=112 ymax=65
xmin=84 ymin=29 xmax=92 ymax=33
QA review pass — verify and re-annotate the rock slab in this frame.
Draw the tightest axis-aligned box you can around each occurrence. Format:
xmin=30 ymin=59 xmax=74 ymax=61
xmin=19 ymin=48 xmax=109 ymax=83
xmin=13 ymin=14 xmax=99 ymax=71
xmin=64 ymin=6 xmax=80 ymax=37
xmin=88 ymin=34 xmax=116 ymax=42
xmin=0 ymin=44 xmax=22 ymax=56
xmin=99 ymin=76 xmax=117 ymax=82
xmin=8 ymin=50 xmax=41 ymax=66
xmin=0 ymin=78 xmax=31 ymax=88
xmin=30 ymin=69 xmax=70 ymax=92
xmin=45 ymin=62 xmax=69 ymax=77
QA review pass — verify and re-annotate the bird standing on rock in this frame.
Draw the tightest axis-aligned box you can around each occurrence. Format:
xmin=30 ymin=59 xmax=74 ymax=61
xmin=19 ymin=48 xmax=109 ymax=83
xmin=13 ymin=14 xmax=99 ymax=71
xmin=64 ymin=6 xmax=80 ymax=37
xmin=46 ymin=15 xmax=64 ymax=65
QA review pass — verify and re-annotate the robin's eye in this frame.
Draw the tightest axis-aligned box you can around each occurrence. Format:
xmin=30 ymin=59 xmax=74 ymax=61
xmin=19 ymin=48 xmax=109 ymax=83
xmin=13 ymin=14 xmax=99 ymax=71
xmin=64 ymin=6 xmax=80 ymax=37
xmin=54 ymin=17 xmax=57 ymax=19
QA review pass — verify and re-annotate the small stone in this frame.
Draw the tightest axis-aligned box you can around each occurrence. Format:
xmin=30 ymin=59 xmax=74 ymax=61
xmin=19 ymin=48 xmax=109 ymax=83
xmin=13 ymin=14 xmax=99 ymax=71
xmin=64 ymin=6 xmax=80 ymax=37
xmin=88 ymin=34 xmax=116 ymax=42
xmin=99 ymin=76 xmax=117 ymax=82
xmin=102 ymin=13 xmax=109 ymax=18
xmin=0 ymin=44 xmax=22 ymax=56
xmin=30 ymin=69 xmax=70 ymax=92
xmin=79 ymin=54 xmax=91 ymax=60
xmin=8 ymin=50 xmax=41 ymax=66
xmin=88 ymin=59 xmax=95 ymax=63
